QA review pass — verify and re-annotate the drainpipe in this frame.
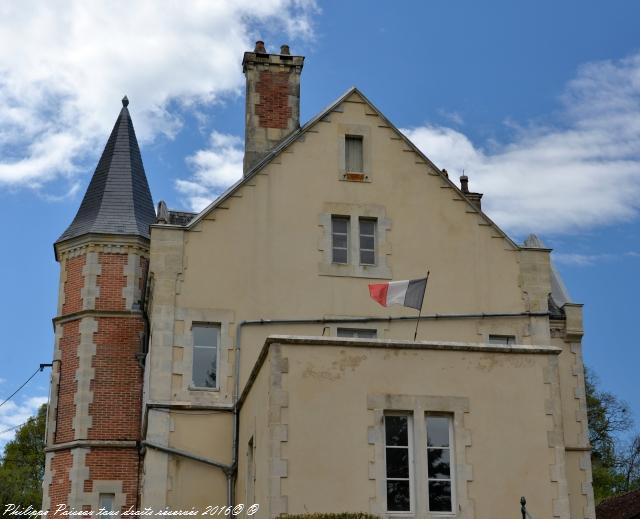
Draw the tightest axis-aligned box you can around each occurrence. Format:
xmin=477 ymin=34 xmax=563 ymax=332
xmin=230 ymin=311 xmax=550 ymax=504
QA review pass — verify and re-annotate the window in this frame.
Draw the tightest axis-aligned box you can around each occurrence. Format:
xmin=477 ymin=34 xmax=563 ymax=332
xmin=337 ymin=328 xmax=377 ymax=339
xmin=359 ymin=218 xmax=376 ymax=265
xmin=192 ymin=324 xmax=219 ymax=388
xmin=98 ymin=493 xmax=115 ymax=512
xmin=385 ymin=414 xmax=413 ymax=513
xmin=331 ymin=216 xmax=349 ymax=264
xmin=426 ymin=415 xmax=454 ymax=513
xmin=488 ymin=334 xmax=516 ymax=345
xmin=345 ymin=135 xmax=363 ymax=172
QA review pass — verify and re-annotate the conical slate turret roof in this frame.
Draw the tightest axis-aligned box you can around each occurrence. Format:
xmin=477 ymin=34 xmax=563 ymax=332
xmin=57 ymin=97 xmax=156 ymax=243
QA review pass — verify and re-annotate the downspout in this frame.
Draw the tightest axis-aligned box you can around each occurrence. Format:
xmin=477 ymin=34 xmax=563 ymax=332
xmin=230 ymin=310 xmax=550 ymax=504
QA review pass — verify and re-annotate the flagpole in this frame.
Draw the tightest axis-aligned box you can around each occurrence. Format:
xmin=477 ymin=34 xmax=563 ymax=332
xmin=413 ymin=270 xmax=430 ymax=341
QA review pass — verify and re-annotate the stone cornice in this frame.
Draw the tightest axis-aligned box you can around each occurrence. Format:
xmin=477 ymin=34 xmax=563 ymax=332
xmin=52 ymin=309 xmax=144 ymax=329
xmin=54 ymin=233 xmax=150 ymax=261
xmin=45 ymin=439 xmax=138 ymax=452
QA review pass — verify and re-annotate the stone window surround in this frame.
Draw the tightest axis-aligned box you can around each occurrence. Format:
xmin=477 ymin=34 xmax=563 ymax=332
xmin=368 ymin=394 xmax=473 ymax=518
xmin=323 ymin=317 xmax=389 ymax=339
xmin=476 ymin=319 xmax=532 ymax=346
xmin=337 ymin=123 xmax=372 ymax=182
xmin=319 ymin=203 xmax=392 ymax=279
xmin=86 ymin=480 xmax=126 ymax=515
xmin=173 ymin=307 xmax=235 ymax=405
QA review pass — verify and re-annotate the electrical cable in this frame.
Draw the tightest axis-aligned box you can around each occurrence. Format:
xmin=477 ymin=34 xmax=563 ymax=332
xmin=0 ymin=367 xmax=42 ymax=409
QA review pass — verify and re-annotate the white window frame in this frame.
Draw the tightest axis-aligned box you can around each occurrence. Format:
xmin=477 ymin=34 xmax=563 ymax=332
xmin=384 ymin=412 xmax=415 ymax=515
xmin=425 ymin=414 xmax=456 ymax=516
xmin=331 ymin=215 xmax=350 ymax=264
xmin=191 ymin=323 xmax=221 ymax=390
xmin=359 ymin=217 xmax=377 ymax=266
xmin=336 ymin=327 xmax=378 ymax=339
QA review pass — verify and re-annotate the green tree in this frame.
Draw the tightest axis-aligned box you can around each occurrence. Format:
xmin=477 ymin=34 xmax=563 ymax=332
xmin=585 ymin=368 xmax=639 ymax=502
xmin=0 ymin=404 xmax=47 ymax=509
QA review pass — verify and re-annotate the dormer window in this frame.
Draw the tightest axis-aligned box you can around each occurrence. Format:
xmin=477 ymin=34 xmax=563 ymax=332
xmin=345 ymin=135 xmax=363 ymax=172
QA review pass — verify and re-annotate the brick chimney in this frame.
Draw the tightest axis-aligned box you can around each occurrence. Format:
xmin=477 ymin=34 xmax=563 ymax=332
xmin=460 ymin=174 xmax=483 ymax=210
xmin=242 ymin=41 xmax=304 ymax=173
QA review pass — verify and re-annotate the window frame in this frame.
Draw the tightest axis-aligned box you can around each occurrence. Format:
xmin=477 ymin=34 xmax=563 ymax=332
xmin=331 ymin=215 xmax=350 ymax=264
xmin=425 ymin=414 xmax=456 ymax=515
xmin=359 ymin=217 xmax=377 ymax=266
xmin=98 ymin=493 xmax=116 ymax=513
xmin=488 ymin=334 xmax=516 ymax=345
xmin=336 ymin=327 xmax=378 ymax=339
xmin=191 ymin=323 xmax=221 ymax=390
xmin=384 ymin=412 xmax=415 ymax=515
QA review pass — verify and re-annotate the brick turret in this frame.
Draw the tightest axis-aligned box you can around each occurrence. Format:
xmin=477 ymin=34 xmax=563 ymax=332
xmin=43 ymin=97 xmax=155 ymax=514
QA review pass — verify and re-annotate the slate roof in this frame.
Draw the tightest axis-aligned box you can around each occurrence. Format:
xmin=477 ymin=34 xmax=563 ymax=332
xmin=57 ymin=97 xmax=156 ymax=244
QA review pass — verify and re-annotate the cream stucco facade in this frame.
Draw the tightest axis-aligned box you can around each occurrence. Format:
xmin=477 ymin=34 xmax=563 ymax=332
xmin=138 ymin=75 xmax=595 ymax=519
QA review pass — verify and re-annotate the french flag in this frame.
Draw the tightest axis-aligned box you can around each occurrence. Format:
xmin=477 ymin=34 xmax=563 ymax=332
xmin=368 ymin=277 xmax=428 ymax=310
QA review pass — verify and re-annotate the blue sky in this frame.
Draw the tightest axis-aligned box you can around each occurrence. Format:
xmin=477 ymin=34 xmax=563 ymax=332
xmin=1 ymin=0 xmax=639 ymax=447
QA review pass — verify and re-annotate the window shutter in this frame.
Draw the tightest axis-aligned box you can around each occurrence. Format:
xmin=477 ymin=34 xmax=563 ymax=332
xmin=345 ymin=136 xmax=364 ymax=172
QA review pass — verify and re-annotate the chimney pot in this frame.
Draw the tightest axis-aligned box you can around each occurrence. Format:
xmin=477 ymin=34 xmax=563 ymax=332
xmin=460 ymin=174 xmax=469 ymax=193
xmin=254 ymin=40 xmax=267 ymax=53
xmin=280 ymin=44 xmax=290 ymax=55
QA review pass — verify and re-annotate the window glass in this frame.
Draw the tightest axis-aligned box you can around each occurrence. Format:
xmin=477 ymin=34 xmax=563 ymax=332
xmin=331 ymin=216 xmax=349 ymax=264
xmin=345 ymin=135 xmax=364 ymax=172
xmin=488 ymin=334 xmax=516 ymax=345
xmin=385 ymin=414 xmax=412 ymax=512
xmin=98 ymin=493 xmax=115 ymax=512
xmin=426 ymin=415 xmax=453 ymax=513
xmin=192 ymin=324 xmax=219 ymax=388
xmin=337 ymin=328 xmax=377 ymax=339
xmin=359 ymin=218 xmax=376 ymax=265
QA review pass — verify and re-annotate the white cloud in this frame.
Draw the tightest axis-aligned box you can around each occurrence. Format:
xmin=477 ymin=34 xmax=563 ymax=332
xmin=0 ymin=395 xmax=48 ymax=449
xmin=402 ymin=53 xmax=640 ymax=235
xmin=0 ymin=0 xmax=316 ymax=193
xmin=177 ymin=131 xmax=244 ymax=211
xmin=553 ymin=250 xmax=640 ymax=266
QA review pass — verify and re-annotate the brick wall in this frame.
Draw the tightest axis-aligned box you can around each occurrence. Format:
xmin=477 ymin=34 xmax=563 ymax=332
xmin=49 ymin=451 xmax=73 ymax=511
xmin=88 ymin=316 xmax=143 ymax=440
xmin=84 ymin=449 xmax=140 ymax=510
xmin=96 ymin=253 xmax=127 ymax=311
xmin=255 ymin=71 xmax=291 ymax=129
xmin=62 ymin=256 xmax=86 ymax=314
xmin=55 ymin=320 xmax=80 ymax=443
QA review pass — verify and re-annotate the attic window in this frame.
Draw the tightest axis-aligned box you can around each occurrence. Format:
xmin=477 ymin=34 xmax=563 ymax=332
xmin=345 ymin=135 xmax=364 ymax=172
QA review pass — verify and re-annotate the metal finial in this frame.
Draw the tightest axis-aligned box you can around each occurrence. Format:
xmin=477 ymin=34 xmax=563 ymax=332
xmin=122 ymin=95 xmax=129 ymax=107
xmin=520 ymin=496 xmax=527 ymax=519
